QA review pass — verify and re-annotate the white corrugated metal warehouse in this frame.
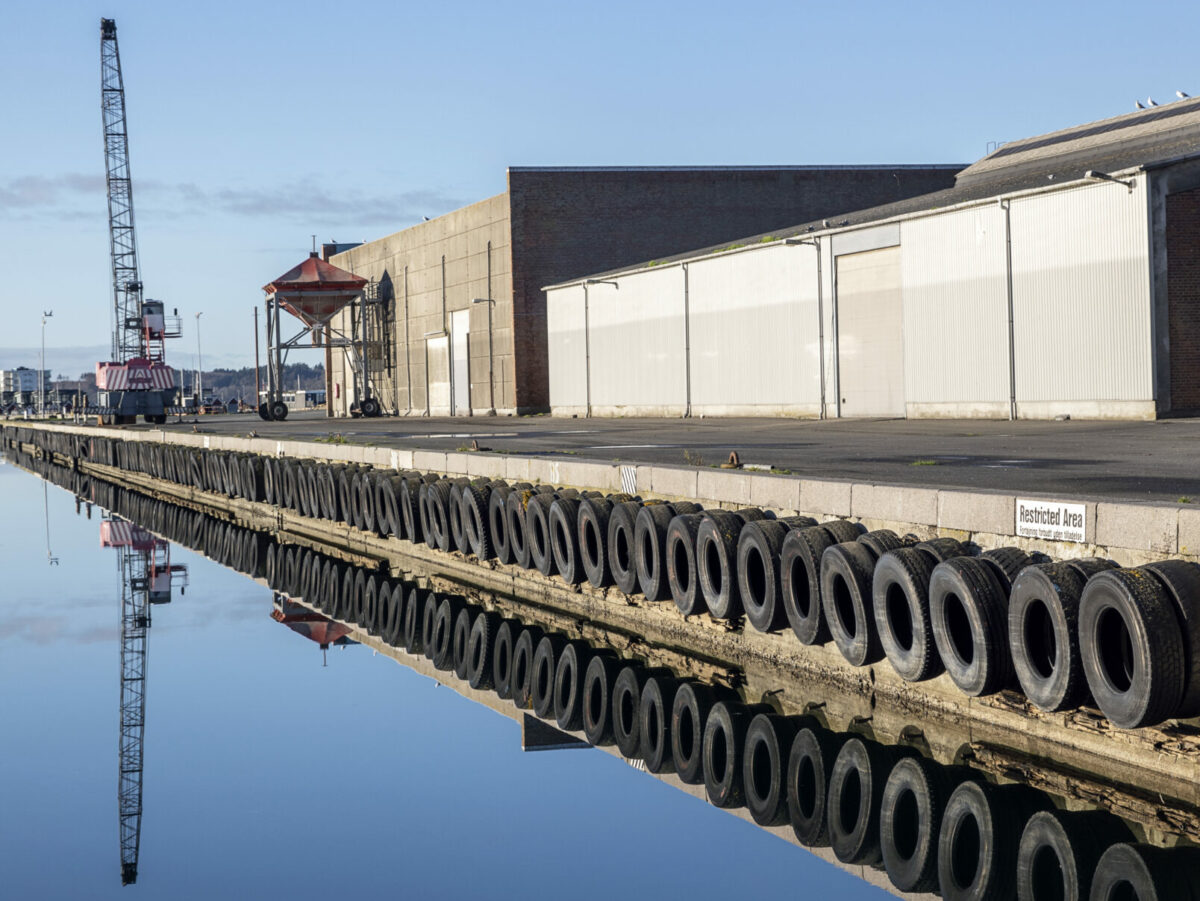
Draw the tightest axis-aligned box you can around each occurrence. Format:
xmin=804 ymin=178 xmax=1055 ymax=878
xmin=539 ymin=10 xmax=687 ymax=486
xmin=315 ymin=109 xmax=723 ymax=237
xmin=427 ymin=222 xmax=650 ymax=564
xmin=546 ymin=100 xmax=1200 ymax=420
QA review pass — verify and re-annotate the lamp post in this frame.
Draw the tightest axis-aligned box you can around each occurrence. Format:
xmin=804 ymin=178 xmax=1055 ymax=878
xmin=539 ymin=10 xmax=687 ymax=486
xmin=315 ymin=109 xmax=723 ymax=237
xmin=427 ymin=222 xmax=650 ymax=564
xmin=40 ymin=310 xmax=53 ymax=417
xmin=194 ymin=312 xmax=203 ymax=410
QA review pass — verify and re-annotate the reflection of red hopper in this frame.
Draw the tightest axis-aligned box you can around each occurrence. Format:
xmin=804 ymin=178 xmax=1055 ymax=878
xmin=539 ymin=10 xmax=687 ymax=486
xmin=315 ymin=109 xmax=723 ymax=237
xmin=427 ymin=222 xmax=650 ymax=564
xmin=272 ymin=598 xmax=354 ymax=649
xmin=101 ymin=520 xmax=157 ymax=551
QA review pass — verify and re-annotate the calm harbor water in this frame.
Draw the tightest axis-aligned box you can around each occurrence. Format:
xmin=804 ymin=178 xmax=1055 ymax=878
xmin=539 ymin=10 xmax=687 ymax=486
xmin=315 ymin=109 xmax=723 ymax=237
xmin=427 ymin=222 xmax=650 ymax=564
xmin=0 ymin=458 xmax=892 ymax=899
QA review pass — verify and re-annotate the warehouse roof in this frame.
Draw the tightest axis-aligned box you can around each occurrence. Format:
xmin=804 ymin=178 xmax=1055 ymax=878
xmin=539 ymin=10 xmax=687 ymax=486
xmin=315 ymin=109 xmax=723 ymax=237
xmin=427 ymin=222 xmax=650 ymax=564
xmin=547 ymin=98 xmax=1200 ymax=288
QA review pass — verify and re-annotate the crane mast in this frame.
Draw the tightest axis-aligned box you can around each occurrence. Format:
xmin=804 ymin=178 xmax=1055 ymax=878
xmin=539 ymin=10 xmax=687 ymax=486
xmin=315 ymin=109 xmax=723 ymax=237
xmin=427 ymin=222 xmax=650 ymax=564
xmin=97 ymin=18 xmax=180 ymax=425
xmin=100 ymin=18 xmax=143 ymax=365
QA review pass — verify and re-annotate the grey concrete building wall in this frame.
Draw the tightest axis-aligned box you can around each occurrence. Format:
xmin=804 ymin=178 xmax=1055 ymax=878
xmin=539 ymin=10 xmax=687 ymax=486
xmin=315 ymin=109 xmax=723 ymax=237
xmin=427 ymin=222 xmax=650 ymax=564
xmin=508 ymin=165 xmax=963 ymax=410
xmin=329 ymin=194 xmax=513 ymax=415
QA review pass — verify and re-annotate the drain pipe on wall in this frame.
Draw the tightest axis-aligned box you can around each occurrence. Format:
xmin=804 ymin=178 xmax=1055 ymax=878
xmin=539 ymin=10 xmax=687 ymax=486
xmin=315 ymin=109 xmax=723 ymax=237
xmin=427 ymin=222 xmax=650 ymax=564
xmin=404 ymin=266 xmax=412 ymax=415
xmin=682 ymin=263 xmax=692 ymax=418
xmin=583 ymin=279 xmax=619 ymax=418
xmin=1000 ymin=199 xmax=1017 ymax=420
xmin=785 ymin=237 xmax=826 ymax=419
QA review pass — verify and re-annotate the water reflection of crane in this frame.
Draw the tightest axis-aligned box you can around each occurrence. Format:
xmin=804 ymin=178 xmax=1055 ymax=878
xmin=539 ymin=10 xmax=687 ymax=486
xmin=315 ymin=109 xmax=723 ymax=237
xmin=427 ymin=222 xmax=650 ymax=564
xmin=43 ymin=482 xmax=59 ymax=565
xmin=100 ymin=516 xmax=187 ymax=885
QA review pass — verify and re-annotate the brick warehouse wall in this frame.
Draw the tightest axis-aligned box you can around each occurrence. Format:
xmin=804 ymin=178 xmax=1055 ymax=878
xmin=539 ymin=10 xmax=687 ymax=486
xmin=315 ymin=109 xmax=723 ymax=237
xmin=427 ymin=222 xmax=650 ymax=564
xmin=1168 ymin=186 xmax=1200 ymax=410
xmin=507 ymin=165 xmax=963 ymax=411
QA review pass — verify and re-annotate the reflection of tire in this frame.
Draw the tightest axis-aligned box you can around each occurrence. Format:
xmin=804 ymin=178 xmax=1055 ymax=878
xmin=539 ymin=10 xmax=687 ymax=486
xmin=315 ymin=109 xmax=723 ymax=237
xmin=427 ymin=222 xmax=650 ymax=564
xmin=1090 ymin=844 xmax=1200 ymax=901
xmin=827 ymin=738 xmax=910 ymax=865
xmin=930 ymin=557 xmax=1013 ymax=696
xmin=1079 ymin=568 xmax=1184 ymax=728
xmin=702 ymin=701 xmax=764 ymax=809
xmin=742 ymin=712 xmax=800 ymax=826
xmin=510 ymin=626 xmax=544 ymax=710
xmin=531 ymin=634 xmax=568 ymax=718
xmin=491 ymin=620 xmax=519 ymax=698
xmin=552 ymin=641 xmax=590 ymax=730
xmin=431 ymin=597 xmax=463 ymax=670
xmin=451 ymin=606 xmax=476 ymax=680
xmin=937 ymin=780 xmax=1047 ymax=901
xmin=781 ymin=526 xmax=835 ymax=645
xmin=612 ymin=665 xmax=648 ymax=758
xmin=420 ymin=592 xmax=440 ymax=660
xmin=582 ymin=653 xmax=622 ymax=745
xmin=404 ymin=588 xmax=428 ymax=654
xmin=873 ymin=547 xmax=941 ymax=682
xmin=1016 ymin=809 xmax=1133 ymax=901
xmin=380 ymin=583 xmax=405 ymax=646
xmin=821 ymin=542 xmax=884 ymax=666
xmin=464 ymin=611 xmax=499 ymax=689
xmin=1009 ymin=563 xmax=1089 ymax=711
xmin=880 ymin=756 xmax=953 ymax=892
xmin=637 ymin=672 xmax=677 ymax=773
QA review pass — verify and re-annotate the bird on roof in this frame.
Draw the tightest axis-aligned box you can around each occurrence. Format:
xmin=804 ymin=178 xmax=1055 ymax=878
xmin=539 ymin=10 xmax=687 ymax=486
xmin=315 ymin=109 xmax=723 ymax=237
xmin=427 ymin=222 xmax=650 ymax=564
xmin=1135 ymin=100 xmax=1146 ymax=110
xmin=1179 ymin=90 xmax=1191 ymax=99
xmin=423 ymin=216 xmax=431 ymax=221
xmin=1147 ymin=96 xmax=1159 ymax=107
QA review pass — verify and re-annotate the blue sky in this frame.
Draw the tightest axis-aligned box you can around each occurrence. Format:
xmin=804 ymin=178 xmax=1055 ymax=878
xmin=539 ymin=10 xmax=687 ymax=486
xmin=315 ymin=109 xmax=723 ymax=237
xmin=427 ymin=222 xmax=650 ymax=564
xmin=3 ymin=0 xmax=1199 ymax=375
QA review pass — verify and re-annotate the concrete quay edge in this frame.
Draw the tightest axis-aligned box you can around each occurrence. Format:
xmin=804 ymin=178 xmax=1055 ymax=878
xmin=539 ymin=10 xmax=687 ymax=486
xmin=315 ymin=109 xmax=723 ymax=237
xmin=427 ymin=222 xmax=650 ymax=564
xmin=8 ymin=421 xmax=1192 ymax=565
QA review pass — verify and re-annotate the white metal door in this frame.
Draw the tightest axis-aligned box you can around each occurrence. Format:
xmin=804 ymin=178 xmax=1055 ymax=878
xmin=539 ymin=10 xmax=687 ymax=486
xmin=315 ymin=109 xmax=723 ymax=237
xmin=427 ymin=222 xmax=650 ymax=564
xmin=451 ymin=309 xmax=470 ymax=416
xmin=426 ymin=336 xmax=450 ymax=414
xmin=836 ymin=246 xmax=905 ymax=417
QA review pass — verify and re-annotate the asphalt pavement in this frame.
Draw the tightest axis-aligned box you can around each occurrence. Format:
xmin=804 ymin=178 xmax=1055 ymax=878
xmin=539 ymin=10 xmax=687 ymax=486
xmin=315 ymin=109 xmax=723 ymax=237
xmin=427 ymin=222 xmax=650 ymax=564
xmin=86 ymin=410 xmax=1200 ymax=504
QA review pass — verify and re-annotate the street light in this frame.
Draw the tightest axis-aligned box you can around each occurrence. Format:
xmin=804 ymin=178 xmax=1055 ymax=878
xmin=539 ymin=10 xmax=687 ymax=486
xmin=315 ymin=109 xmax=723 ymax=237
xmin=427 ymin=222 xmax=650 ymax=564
xmin=194 ymin=312 xmax=203 ymax=410
xmin=40 ymin=310 xmax=53 ymax=417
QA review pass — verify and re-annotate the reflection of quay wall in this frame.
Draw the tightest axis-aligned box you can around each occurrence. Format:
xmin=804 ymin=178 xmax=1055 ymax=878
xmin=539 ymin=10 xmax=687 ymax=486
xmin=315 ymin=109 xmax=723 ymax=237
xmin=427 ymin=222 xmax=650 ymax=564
xmin=7 ymin=421 xmax=1200 ymax=850
xmin=3 ymin=422 xmax=1195 ymax=564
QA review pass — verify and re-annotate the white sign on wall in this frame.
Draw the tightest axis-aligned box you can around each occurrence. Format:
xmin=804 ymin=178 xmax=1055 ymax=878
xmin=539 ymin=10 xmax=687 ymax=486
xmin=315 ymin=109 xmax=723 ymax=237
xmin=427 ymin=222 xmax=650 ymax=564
xmin=1016 ymin=498 xmax=1087 ymax=543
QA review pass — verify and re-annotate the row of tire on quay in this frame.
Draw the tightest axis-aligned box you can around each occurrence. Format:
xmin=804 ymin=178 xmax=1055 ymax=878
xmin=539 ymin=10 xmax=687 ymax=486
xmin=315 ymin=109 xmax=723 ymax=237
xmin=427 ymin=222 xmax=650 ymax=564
xmin=8 ymin=438 xmax=1197 ymax=901
xmin=10 ymin=427 xmax=1200 ymax=730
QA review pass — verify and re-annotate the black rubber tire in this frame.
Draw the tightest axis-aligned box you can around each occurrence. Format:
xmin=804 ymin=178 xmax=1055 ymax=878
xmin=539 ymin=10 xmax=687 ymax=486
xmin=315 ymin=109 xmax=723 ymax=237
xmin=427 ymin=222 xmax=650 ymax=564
xmin=361 ymin=396 xmax=381 ymax=417
xmin=1016 ymin=808 xmax=1134 ymax=901
xmin=431 ymin=596 xmax=463 ymax=670
xmin=427 ymin=482 xmax=454 ymax=552
xmin=858 ymin=528 xmax=909 ymax=558
xmin=635 ymin=503 xmax=677 ymax=601
xmin=930 ymin=556 xmax=1014 ymax=696
xmin=637 ymin=672 xmax=677 ymax=773
xmin=874 ymin=547 xmax=942 ymax=682
xmin=666 ymin=513 xmax=706 ymax=616
xmin=491 ymin=619 xmax=520 ymax=698
xmin=552 ymin=640 xmax=591 ymax=731
xmin=582 ymin=652 xmax=622 ymax=746
xmin=400 ymin=478 xmax=424 ymax=545
xmin=447 ymin=483 xmax=468 ymax=554
xmin=697 ymin=510 xmax=745 ymax=620
xmin=1065 ymin=557 xmax=1119 ymax=582
xmin=742 ymin=713 xmax=801 ymax=826
xmin=579 ymin=496 xmax=616 ymax=587
xmin=510 ymin=626 xmax=545 ymax=710
xmin=738 ymin=520 xmax=792 ymax=632
xmin=787 ymin=724 xmax=848 ymax=847
xmin=270 ymin=401 xmax=288 ymax=421
xmin=1138 ymin=560 xmax=1200 ymax=718
xmin=612 ymin=665 xmax=648 ymax=758
xmin=526 ymin=494 xmax=558 ymax=577
xmin=703 ymin=701 xmax=767 ymax=809
xmin=549 ymin=498 xmax=584 ymax=584
xmin=880 ymin=756 xmax=952 ymax=892
xmin=506 ymin=489 xmax=534 ymax=569
xmin=980 ymin=546 xmax=1032 ymax=592
xmin=937 ymin=780 xmax=1048 ymax=901
xmin=781 ymin=525 xmax=836 ymax=645
xmin=821 ymin=519 xmax=863 ymax=543
xmin=452 ymin=605 xmax=476 ymax=680
xmin=607 ymin=501 xmax=642 ymax=594
xmin=455 ymin=485 xmax=489 ymax=559
xmin=913 ymin=536 xmax=968 ymax=564
xmin=403 ymin=587 xmax=429 ymax=654
xmin=488 ymin=486 xmax=513 ymax=564
xmin=1078 ymin=568 xmax=1185 ymax=728
xmin=1089 ymin=844 xmax=1200 ymax=901
xmin=1009 ymin=562 xmax=1091 ymax=712
xmin=827 ymin=738 xmax=910 ymax=865
xmin=821 ymin=541 xmax=885 ymax=666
